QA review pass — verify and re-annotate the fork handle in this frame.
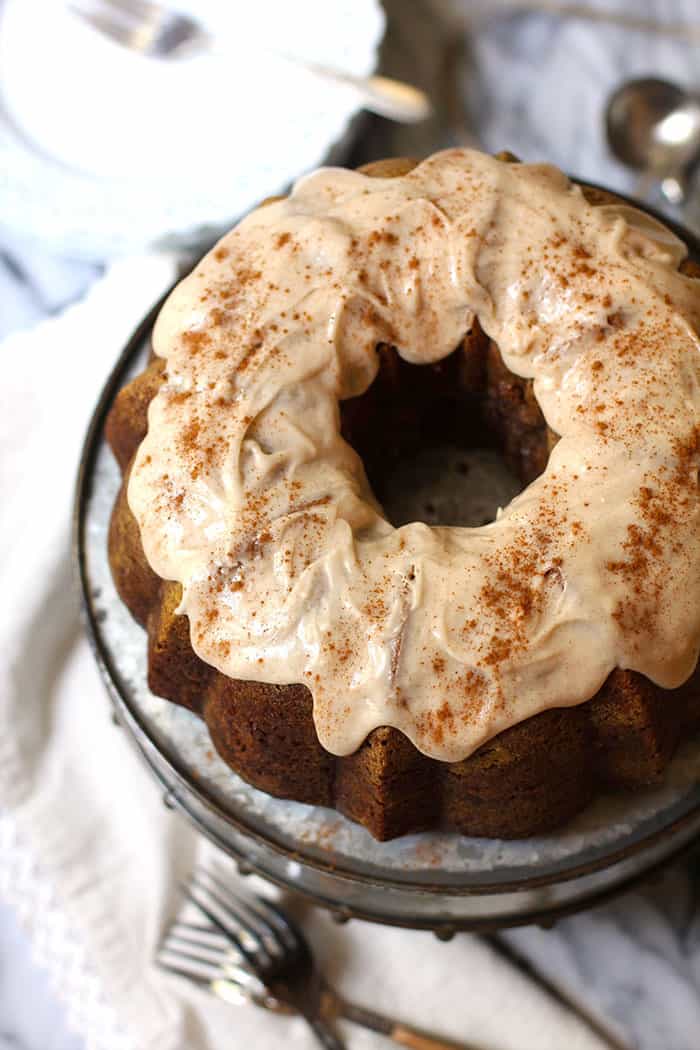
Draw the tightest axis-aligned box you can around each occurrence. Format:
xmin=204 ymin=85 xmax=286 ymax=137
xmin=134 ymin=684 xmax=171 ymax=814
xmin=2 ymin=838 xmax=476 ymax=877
xmin=327 ymin=994 xmax=481 ymax=1050
xmin=305 ymin=1016 xmax=345 ymax=1050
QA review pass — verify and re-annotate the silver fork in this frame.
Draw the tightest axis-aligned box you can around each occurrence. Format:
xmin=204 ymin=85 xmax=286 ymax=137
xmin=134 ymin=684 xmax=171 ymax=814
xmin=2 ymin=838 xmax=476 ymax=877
xmin=66 ymin=0 xmax=432 ymax=124
xmin=158 ymin=920 xmax=294 ymax=1015
xmin=158 ymin=867 xmax=475 ymax=1050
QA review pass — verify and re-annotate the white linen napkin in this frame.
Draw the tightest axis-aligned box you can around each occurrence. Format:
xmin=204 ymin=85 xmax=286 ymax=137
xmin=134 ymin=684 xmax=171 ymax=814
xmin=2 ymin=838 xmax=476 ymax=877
xmin=0 ymin=256 xmax=610 ymax=1050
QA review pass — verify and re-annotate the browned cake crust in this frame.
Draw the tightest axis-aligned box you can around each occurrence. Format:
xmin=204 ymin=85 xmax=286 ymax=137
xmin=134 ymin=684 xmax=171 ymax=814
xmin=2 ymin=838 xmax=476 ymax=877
xmin=104 ymin=159 xmax=700 ymax=840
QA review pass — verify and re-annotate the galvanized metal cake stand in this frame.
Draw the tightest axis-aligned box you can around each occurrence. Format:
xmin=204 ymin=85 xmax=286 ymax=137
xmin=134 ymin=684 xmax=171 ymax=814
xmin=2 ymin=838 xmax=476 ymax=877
xmin=75 ymin=212 xmax=700 ymax=935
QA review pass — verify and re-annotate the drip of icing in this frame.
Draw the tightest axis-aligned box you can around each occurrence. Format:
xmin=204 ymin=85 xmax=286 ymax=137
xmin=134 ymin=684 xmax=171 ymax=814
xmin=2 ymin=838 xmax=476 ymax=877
xmin=128 ymin=149 xmax=700 ymax=762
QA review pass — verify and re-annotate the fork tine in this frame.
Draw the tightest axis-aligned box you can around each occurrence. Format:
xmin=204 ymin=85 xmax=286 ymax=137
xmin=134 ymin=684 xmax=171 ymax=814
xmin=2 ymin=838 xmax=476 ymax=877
xmin=160 ymin=924 xmax=294 ymax=1013
xmin=170 ymin=921 xmax=232 ymax=951
xmin=163 ymin=931 xmax=243 ymax=969
xmin=157 ymin=945 xmax=222 ymax=984
xmin=160 ymin=940 xmax=263 ymax=992
xmin=195 ymin=869 xmax=302 ymax=960
xmin=189 ymin=872 xmax=262 ymax=941
xmin=164 ymin=937 xmax=272 ymax=1002
xmin=196 ymin=869 xmax=286 ymax=953
xmin=211 ymin=974 xmax=296 ymax=1015
xmin=253 ymin=895 xmax=305 ymax=954
xmin=182 ymin=879 xmax=271 ymax=972
xmin=192 ymin=870 xmax=284 ymax=956
xmin=158 ymin=953 xmax=253 ymax=1008
xmin=220 ymin=962 xmax=273 ymax=999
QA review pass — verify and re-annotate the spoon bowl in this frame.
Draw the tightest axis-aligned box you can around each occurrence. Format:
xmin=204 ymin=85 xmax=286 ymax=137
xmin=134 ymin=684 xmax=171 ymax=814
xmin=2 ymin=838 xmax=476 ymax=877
xmin=605 ymin=77 xmax=700 ymax=203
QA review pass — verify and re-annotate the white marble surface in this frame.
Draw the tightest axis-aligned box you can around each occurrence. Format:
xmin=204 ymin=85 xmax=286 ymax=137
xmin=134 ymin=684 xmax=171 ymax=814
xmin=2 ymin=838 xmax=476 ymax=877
xmin=4 ymin=2 xmax=700 ymax=1048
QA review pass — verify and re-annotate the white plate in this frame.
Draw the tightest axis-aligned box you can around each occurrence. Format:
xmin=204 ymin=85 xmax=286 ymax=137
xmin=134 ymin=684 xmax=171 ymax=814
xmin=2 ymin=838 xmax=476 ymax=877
xmin=0 ymin=0 xmax=384 ymax=258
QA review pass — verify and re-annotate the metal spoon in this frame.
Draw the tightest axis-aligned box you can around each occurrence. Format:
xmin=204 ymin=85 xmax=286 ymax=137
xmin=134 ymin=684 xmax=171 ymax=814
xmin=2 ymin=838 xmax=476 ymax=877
xmin=67 ymin=0 xmax=432 ymax=124
xmin=605 ymin=77 xmax=700 ymax=204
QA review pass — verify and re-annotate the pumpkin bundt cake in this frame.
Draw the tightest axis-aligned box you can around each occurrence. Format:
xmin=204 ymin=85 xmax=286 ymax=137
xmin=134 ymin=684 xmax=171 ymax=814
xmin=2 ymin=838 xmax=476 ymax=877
xmin=105 ymin=151 xmax=700 ymax=840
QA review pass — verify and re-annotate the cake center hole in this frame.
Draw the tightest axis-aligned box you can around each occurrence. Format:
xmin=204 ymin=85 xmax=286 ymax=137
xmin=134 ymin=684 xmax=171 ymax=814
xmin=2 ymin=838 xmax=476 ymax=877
xmin=379 ymin=444 xmax=521 ymax=528
xmin=340 ymin=334 xmax=549 ymax=529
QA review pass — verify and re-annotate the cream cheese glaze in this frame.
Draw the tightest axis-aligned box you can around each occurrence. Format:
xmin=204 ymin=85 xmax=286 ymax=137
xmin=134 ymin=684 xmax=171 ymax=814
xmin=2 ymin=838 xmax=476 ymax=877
xmin=128 ymin=149 xmax=700 ymax=763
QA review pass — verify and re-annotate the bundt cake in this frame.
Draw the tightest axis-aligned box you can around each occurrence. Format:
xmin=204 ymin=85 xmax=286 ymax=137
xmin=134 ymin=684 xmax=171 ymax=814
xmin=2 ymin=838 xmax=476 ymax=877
xmin=105 ymin=150 xmax=700 ymax=840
